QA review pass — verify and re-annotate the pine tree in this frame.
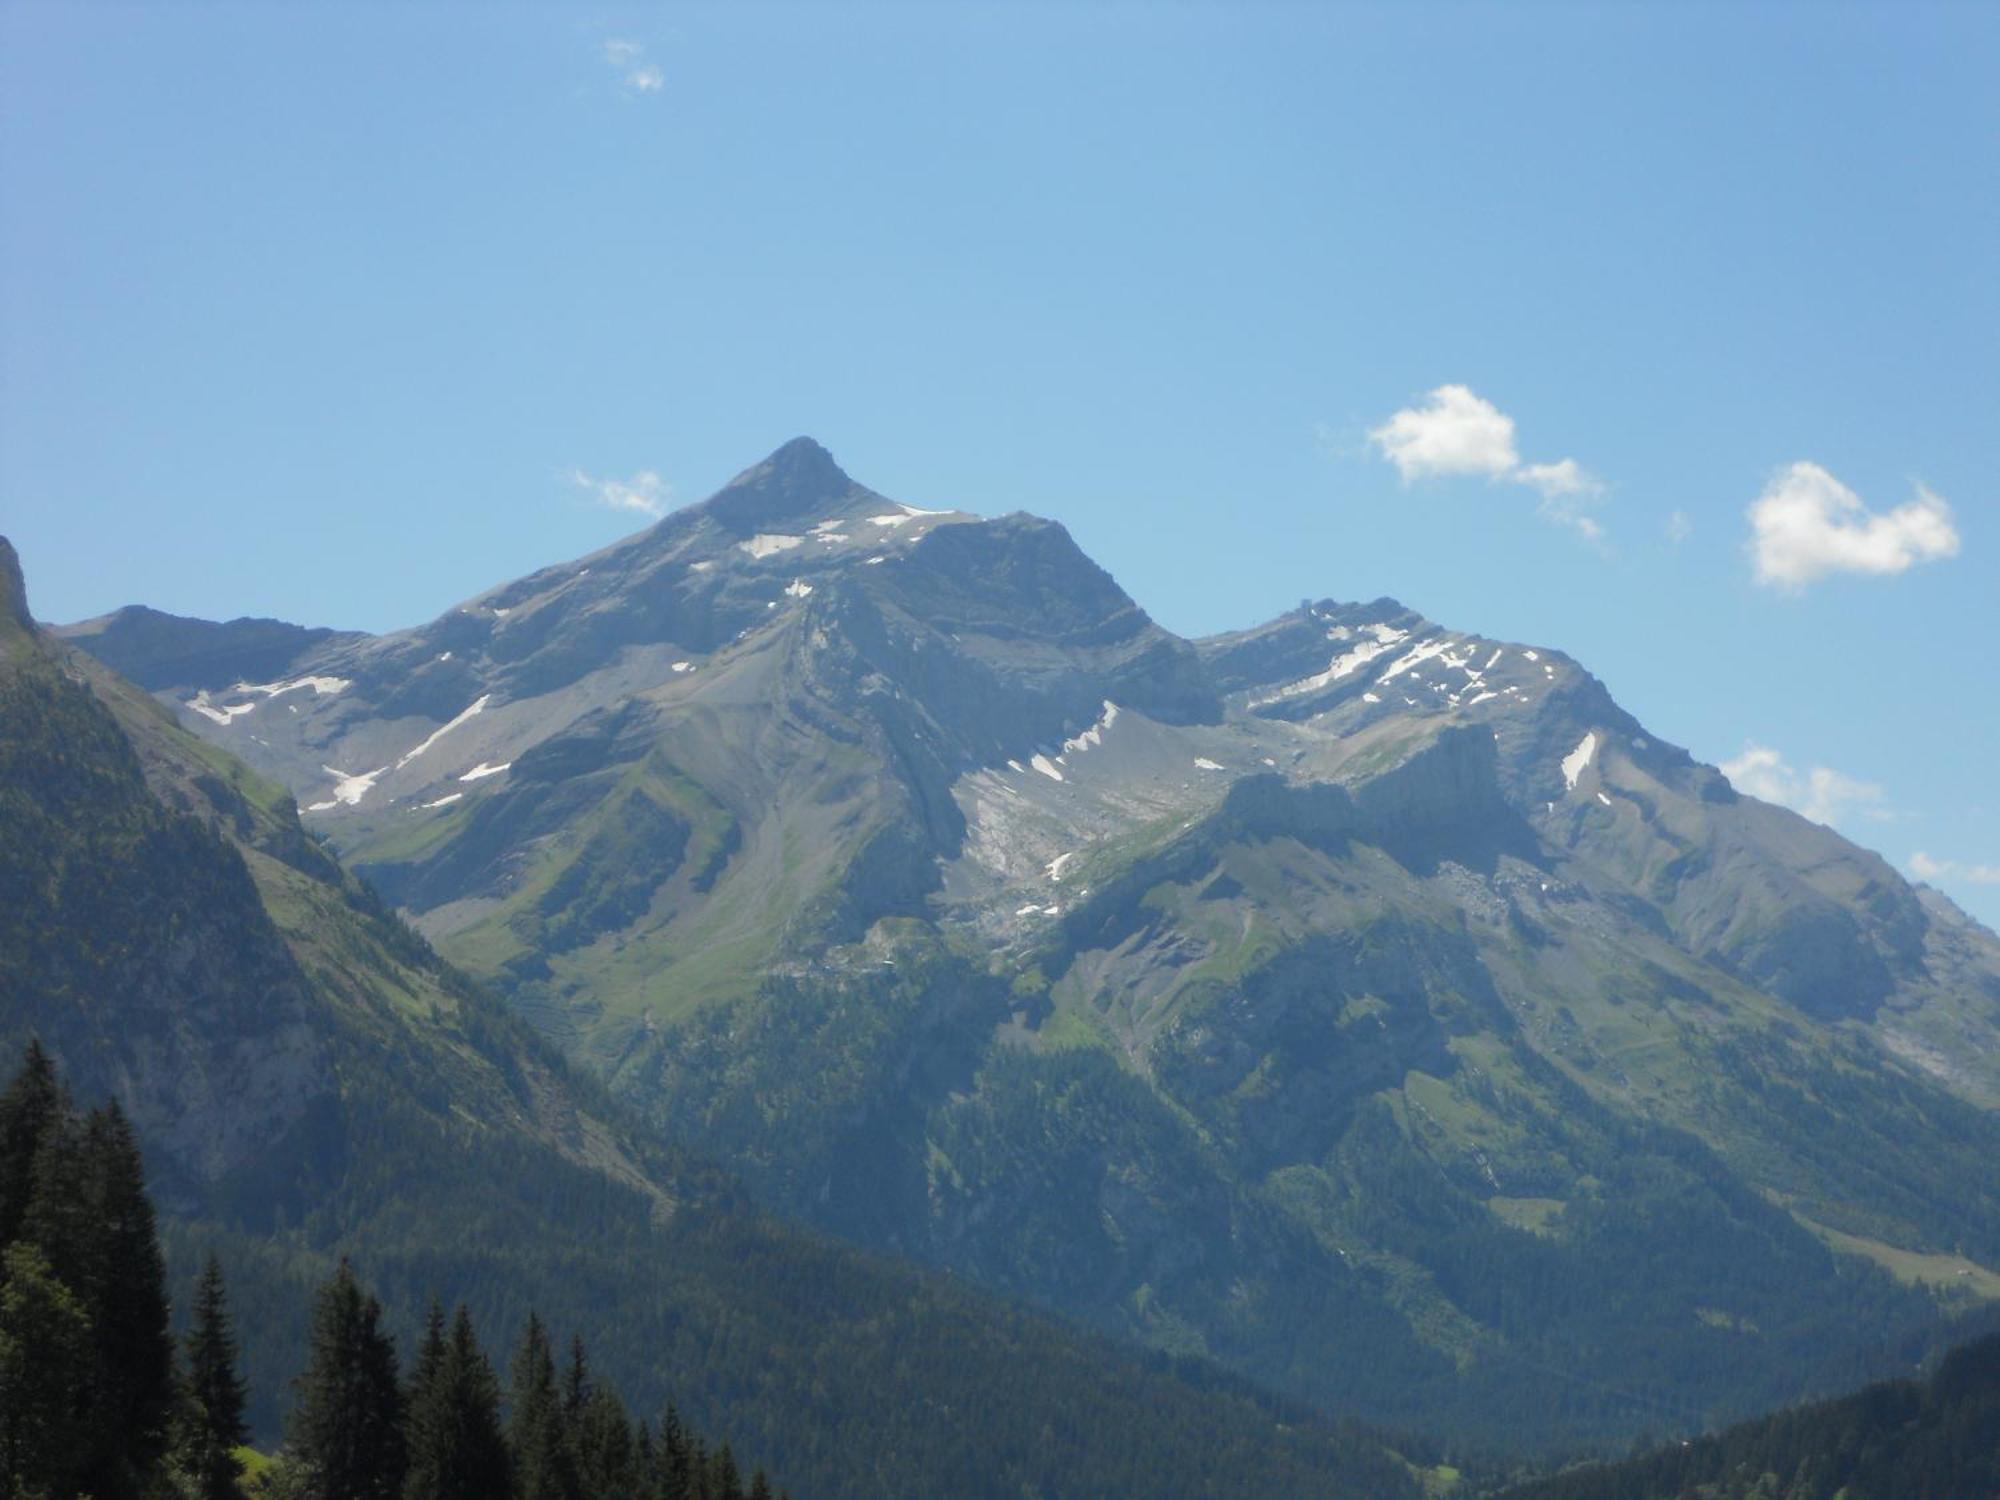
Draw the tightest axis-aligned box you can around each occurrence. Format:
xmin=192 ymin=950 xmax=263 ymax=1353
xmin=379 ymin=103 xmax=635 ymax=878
xmin=562 ymin=1333 xmax=590 ymax=1422
xmin=60 ymin=1099 xmax=177 ymax=1499
xmin=404 ymin=1303 xmax=508 ymax=1500
xmin=656 ymin=1403 xmax=694 ymax=1500
xmin=508 ymin=1311 xmax=577 ymax=1500
xmin=287 ymin=1260 xmax=406 ymax=1500
xmin=0 ymin=1241 xmax=94 ymax=1499
xmin=0 ymin=1039 xmax=63 ymax=1248
xmin=572 ymin=1383 xmax=637 ymax=1498
xmin=179 ymin=1252 xmax=251 ymax=1500
xmin=710 ymin=1441 xmax=743 ymax=1500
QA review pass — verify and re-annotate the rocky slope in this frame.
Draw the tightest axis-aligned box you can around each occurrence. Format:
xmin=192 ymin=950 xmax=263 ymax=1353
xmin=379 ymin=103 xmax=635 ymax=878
xmin=63 ymin=440 xmax=2000 ymax=1456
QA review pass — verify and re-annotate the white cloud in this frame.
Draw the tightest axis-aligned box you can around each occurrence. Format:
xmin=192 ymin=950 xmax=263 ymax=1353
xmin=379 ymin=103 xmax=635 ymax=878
xmin=1908 ymin=852 xmax=2000 ymax=885
xmin=1370 ymin=385 xmax=1520 ymax=482
xmin=600 ymin=38 xmax=664 ymax=95
xmin=573 ymin=469 xmax=672 ymax=518
xmin=1720 ymin=742 xmax=1888 ymax=830
xmin=1747 ymin=462 xmax=1959 ymax=589
xmin=1666 ymin=509 xmax=1693 ymax=545
xmin=1369 ymin=384 xmax=1605 ymax=540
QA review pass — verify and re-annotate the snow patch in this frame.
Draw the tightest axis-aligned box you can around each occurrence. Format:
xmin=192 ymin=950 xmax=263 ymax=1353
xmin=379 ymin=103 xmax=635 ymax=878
xmin=785 ymin=579 xmax=814 ymax=598
xmin=864 ymin=555 xmax=887 ymax=565
xmin=1030 ymin=754 xmax=1065 ymax=782
xmin=1193 ymin=758 xmax=1225 ymax=771
xmin=1047 ymin=852 xmax=1077 ymax=882
xmin=739 ymin=534 xmax=805 ymax=559
xmin=1251 ymin=626 xmax=1410 ymax=707
xmin=1060 ymin=701 xmax=1120 ymax=755
xmin=395 ymin=695 xmax=491 ymax=770
xmin=306 ymin=764 xmax=386 ymax=811
xmin=421 ymin=793 xmax=464 ymax=810
xmin=671 ymin=661 xmax=694 ymax=674
xmin=232 ymin=675 xmax=351 ymax=700
xmin=1561 ymin=732 xmax=1598 ymax=791
xmin=1469 ymin=691 xmax=1498 ymax=706
xmin=1597 ymin=792 xmax=1613 ymax=806
xmin=1378 ymin=637 xmax=1455 ymax=684
xmin=459 ymin=762 xmax=511 ymax=783
xmin=187 ymin=692 xmax=258 ymax=725
xmin=688 ymin=560 xmax=716 ymax=572
xmin=1362 ymin=692 xmax=1381 ymax=703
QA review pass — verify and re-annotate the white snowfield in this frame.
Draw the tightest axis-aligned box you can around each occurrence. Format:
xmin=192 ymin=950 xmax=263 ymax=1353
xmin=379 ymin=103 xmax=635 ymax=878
xmin=459 ymin=762 xmax=511 ymax=783
xmin=186 ymin=673 xmax=351 ymax=725
xmin=785 ymin=579 xmax=814 ymax=598
xmin=306 ymin=764 xmax=386 ymax=812
xmin=739 ymin=534 xmax=805 ymax=559
xmin=395 ymin=695 xmax=491 ymax=770
xmin=1562 ymin=732 xmax=1598 ymax=791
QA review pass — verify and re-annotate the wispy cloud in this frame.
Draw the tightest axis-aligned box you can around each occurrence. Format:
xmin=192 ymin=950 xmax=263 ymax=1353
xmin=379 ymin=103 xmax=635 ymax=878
xmin=601 ymin=38 xmax=664 ymax=95
xmin=573 ymin=469 xmax=672 ymax=518
xmin=1909 ymin=852 xmax=2000 ymax=885
xmin=1720 ymin=742 xmax=1888 ymax=830
xmin=1665 ymin=509 xmax=1693 ymax=545
xmin=1368 ymin=384 xmax=1606 ymax=542
xmin=1747 ymin=462 xmax=1959 ymax=589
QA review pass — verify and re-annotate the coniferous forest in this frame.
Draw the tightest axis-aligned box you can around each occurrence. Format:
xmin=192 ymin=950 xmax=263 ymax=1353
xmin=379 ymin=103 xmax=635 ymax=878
xmin=0 ymin=1042 xmax=783 ymax=1500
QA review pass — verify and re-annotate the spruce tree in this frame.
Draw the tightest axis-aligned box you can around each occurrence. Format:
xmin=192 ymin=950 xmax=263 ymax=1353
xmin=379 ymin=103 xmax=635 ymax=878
xmin=55 ymin=1099 xmax=177 ymax=1499
xmin=0 ymin=1242 xmax=94 ymax=1499
xmin=404 ymin=1303 xmax=508 ymax=1500
xmin=179 ymin=1252 xmax=250 ymax=1500
xmin=0 ymin=1039 xmax=62 ymax=1248
xmin=655 ymin=1403 xmax=694 ymax=1500
xmin=288 ymin=1261 xmax=406 ymax=1500
xmin=572 ymin=1383 xmax=637 ymax=1498
xmin=508 ymin=1311 xmax=577 ymax=1500
xmin=710 ymin=1441 xmax=742 ymax=1500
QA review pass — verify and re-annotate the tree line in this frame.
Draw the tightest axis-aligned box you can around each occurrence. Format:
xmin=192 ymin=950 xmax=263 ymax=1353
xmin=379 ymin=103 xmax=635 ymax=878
xmin=0 ymin=1041 xmax=784 ymax=1500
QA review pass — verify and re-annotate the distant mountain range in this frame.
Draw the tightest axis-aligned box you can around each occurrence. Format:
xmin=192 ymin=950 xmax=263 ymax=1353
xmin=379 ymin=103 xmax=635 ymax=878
xmin=46 ymin=437 xmax=2000 ymax=1456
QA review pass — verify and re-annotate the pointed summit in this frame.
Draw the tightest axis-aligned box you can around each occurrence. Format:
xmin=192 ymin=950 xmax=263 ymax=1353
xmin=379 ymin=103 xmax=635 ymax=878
xmin=702 ymin=436 xmax=860 ymax=534
xmin=0 ymin=536 xmax=32 ymax=634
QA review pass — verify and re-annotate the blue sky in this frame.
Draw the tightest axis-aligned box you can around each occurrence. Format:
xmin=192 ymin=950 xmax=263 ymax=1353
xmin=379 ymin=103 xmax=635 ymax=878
xmin=3 ymin=1 xmax=1995 ymax=921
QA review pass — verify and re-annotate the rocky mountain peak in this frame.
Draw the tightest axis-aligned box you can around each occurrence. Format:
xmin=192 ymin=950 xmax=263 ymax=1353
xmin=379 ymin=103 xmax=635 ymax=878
xmin=698 ymin=436 xmax=863 ymax=534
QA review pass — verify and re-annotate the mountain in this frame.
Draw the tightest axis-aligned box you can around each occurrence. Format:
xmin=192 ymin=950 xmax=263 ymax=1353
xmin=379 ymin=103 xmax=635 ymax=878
xmin=66 ymin=438 xmax=2000 ymax=1456
xmin=0 ymin=534 xmax=1428 ymax=1499
xmin=1497 ymin=1330 xmax=2000 ymax=1499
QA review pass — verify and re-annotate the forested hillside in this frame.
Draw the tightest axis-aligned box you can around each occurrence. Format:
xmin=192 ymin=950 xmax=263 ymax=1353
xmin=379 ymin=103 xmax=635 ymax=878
xmin=1499 ymin=1331 xmax=2000 ymax=1499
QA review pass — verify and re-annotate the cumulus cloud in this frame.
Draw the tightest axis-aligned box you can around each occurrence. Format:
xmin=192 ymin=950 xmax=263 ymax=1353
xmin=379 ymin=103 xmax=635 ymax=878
xmin=1369 ymin=384 xmax=1605 ymax=541
xmin=1908 ymin=852 xmax=2000 ymax=885
xmin=1720 ymin=742 xmax=1888 ymax=830
xmin=601 ymin=38 xmax=664 ymax=94
xmin=573 ymin=469 xmax=671 ymax=518
xmin=1748 ymin=462 xmax=1959 ymax=589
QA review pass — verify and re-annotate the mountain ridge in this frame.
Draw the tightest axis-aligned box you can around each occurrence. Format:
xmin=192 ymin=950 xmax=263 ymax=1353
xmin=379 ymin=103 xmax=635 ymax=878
xmin=52 ymin=441 xmax=2000 ymax=1455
